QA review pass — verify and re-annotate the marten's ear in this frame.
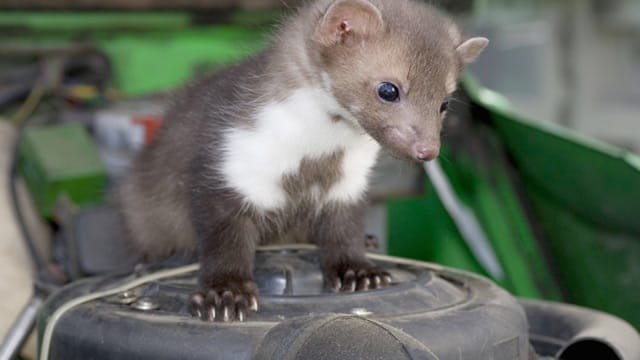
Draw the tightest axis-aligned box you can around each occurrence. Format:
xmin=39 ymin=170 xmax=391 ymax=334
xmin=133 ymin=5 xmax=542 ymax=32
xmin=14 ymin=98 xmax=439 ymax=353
xmin=456 ymin=37 xmax=489 ymax=65
xmin=314 ymin=0 xmax=384 ymax=47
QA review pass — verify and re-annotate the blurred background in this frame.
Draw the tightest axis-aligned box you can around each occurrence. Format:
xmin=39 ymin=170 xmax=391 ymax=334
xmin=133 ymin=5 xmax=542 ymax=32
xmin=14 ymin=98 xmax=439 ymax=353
xmin=3 ymin=0 xmax=639 ymax=149
xmin=468 ymin=0 xmax=640 ymax=153
xmin=0 ymin=0 xmax=639 ymax=358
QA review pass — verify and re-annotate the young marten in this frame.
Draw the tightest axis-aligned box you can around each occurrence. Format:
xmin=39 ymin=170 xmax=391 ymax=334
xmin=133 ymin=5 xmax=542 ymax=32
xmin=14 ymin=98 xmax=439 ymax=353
xmin=116 ymin=0 xmax=488 ymax=322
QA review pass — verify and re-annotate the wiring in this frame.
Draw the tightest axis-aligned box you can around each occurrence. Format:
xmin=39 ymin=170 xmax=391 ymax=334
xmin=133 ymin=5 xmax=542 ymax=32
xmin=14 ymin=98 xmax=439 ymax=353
xmin=8 ymin=79 xmax=48 ymax=272
xmin=7 ymin=56 xmax=67 ymax=274
xmin=11 ymin=81 xmax=46 ymax=127
xmin=39 ymin=263 xmax=200 ymax=360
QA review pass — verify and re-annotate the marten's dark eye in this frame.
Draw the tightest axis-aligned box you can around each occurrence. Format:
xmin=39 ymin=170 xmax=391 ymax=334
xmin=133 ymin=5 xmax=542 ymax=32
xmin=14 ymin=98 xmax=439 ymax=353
xmin=377 ymin=82 xmax=400 ymax=102
xmin=440 ymin=99 xmax=450 ymax=113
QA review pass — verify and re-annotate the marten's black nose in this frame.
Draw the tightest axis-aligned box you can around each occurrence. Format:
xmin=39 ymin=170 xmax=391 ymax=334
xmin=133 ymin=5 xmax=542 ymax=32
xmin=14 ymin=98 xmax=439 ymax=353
xmin=414 ymin=144 xmax=439 ymax=161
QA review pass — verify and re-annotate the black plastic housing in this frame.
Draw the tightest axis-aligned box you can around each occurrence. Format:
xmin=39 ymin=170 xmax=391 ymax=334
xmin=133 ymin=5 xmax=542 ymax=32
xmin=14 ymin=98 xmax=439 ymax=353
xmin=37 ymin=247 xmax=640 ymax=360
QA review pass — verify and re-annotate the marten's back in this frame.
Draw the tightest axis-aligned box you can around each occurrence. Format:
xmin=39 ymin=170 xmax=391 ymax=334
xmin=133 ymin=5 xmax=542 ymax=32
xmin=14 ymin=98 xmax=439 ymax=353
xmin=115 ymin=52 xmax=271 ymax=260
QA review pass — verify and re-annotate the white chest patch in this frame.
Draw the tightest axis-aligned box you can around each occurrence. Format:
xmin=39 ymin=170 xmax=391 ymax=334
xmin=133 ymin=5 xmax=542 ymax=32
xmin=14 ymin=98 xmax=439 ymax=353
xmin=221 ymin=87 xmax=380 ymax=211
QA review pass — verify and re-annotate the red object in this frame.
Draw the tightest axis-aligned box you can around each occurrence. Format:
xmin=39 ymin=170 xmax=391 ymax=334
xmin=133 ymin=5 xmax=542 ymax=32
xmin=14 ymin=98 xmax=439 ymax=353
xmin=132 ymin=116 xmax=162 ymax=144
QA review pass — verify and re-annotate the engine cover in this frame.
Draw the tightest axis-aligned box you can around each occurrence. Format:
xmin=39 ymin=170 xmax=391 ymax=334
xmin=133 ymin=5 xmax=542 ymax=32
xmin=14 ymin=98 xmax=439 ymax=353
xmin=38 ymin=246 xmax=536 ymax=359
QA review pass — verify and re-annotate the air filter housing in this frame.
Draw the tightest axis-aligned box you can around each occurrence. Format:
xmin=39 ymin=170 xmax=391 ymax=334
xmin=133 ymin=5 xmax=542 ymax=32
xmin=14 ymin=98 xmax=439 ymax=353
xmin=38 ymin=247 xmax=639 ymax=359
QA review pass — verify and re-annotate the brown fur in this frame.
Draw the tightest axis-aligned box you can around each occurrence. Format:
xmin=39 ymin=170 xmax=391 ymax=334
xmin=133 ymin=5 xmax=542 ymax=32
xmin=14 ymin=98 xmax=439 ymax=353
xmin=116 ymin=0 xmax=487 ymax=321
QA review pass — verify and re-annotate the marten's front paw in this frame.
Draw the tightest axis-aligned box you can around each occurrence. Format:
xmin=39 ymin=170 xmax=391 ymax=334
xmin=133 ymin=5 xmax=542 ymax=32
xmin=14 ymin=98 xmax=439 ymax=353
xmin=326 ymin=262 xmax=392 ymax=293
xmin=189 ymin=279 xmax=258 ymax=322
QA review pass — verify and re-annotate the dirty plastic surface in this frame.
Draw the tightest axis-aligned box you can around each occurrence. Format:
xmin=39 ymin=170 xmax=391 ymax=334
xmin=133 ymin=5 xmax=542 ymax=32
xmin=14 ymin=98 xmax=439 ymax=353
xmin=39 ymin=247 xmax=532 ymax=359
xmin=38 ymin=247 xmax=640 ymax=359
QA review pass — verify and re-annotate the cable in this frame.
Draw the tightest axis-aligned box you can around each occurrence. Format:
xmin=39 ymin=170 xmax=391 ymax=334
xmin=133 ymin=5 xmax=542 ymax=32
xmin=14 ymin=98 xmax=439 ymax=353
xmin=37 ymin=244 xmax=445 ymax=360
xmin=0 ymin=292 xmax=45 ymax=360
xmin=7 ymin=56 xmax=65 ymax=274
xmin=11 ymin=81 xmax=46 ymax=127
xmin=39 ymin=263 xmax=200 ymax=360
xmin=8 ymin=81 xmax=48 ymax=272
xmin=424 ymin=160 xmax=504 ymax=280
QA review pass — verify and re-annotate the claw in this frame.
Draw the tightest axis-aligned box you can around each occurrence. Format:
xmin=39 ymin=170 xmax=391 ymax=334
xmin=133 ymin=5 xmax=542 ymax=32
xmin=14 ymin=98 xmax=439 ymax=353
xmin=332 ymin=278 xmax=342 ymax=292
xmin=357 ymin=277 xmax=370 ymax=291
xmin=329 ymin=264 xmax=392 ymax=294
xmin=250 ymin=296 xmax=259 ymax=312
xmin=343 ymin=270 xmax=357 ymax=292
xmin=189 ymin=279 xmax=258 ymax=322
xmin=372 ymin=275 xmax=381 ymax=289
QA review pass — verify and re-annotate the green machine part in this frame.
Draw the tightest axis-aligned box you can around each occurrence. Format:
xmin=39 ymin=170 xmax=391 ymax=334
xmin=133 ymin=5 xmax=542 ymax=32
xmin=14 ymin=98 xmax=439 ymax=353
xmin=0 ymin=11 xmax=273 ymax=96
xmin=462 ymin=76 xmax=640 ymax=329
xmin=390 ymin=75 xmax=640 ymax=328
xmin=387 ymin=88 xmax=565 ymax=302
xmin=18 ymin=123 xmax=108 ymax=219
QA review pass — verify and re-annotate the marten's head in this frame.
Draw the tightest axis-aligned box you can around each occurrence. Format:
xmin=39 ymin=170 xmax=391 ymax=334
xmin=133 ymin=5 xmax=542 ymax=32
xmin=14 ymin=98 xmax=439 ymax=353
xmin=310 ymin=0 xmax=487 ymax=162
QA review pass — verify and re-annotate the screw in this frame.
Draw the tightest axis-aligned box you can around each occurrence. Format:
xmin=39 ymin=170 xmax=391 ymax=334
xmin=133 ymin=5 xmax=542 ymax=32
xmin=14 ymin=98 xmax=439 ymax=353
xmin=131 ymin=297 xmax=159 ymax=311
xmin=350 ymin=308 xmax=372 ymax=316
xmin=115 ymin=291 xmax=138 ymax=305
